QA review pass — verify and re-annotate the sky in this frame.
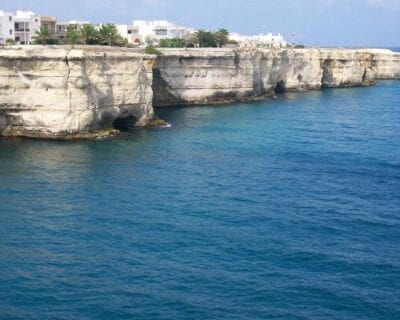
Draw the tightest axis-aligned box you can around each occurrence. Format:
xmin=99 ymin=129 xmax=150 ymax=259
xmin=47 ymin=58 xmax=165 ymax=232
xmin=0 ymin=0 xmax=399 ymax=47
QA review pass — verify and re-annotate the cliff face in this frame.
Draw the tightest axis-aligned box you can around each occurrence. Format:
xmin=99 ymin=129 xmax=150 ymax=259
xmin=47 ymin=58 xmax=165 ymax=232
xmin=152 ymin=49 xmax=260 ymax=106
xmin=1 ymin=47 xmax=399 ymax=139
xmin=368 ymin=49 xmax=400 ymax=80
xmin=0 ymin=48 xmax=155 ymax=138
xmin=153 ymin=48 xmax=400 ymax=107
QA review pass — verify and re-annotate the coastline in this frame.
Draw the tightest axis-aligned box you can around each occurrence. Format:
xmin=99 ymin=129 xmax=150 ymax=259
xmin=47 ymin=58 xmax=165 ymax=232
xmin=1 ymin=46 xmax=399 ymax=139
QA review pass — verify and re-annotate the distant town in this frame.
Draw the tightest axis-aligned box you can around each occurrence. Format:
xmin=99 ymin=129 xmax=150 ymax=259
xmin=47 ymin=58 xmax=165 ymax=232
xmin=0 ymin=9 xmax=289 ymax=49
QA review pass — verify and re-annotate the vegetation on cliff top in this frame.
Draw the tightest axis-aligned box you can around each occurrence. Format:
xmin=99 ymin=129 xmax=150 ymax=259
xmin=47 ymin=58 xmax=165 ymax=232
xmin=187 ymin=29 xmax=230 ymax=48
xmin=159 ymin=38 xmax=186 ymax=48
xmin=144 ymin=45 xmax=163 ymax=55
xmin=148 ymin=28 xmax=232 ymax=49
xmin=34 ymin=26 xmax=53 ymax=45
xmin=34 ymin=23 xmax=130 ymax=47
xmin=28 ymin=25 xmax=236 ymax=49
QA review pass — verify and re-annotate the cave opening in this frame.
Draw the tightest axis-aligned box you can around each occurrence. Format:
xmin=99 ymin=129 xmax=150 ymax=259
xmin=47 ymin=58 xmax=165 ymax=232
xmin=321 ymin=67 xmax=331 ymax=89
xmin=113 ymin=116 xmax=138 ymax=132
xmin=274 ymin=80 xmax=286 ymax=94
xmin=321 ymin=59 xmax=334 ymax=89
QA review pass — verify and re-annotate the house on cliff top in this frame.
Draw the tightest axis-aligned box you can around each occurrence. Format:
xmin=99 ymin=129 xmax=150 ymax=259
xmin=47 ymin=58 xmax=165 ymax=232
xmin=0 ymin=9 xmax=40 ymax=45
xmin=230 ymin=32 xmax=288 ymax=48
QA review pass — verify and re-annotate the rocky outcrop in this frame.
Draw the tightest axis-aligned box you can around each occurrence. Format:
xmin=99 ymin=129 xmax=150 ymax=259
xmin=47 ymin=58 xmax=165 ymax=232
xmin=0 ymin=47 xmax=155 ymax=139
xmin=153 ymin=48 xmax=400 ymax=107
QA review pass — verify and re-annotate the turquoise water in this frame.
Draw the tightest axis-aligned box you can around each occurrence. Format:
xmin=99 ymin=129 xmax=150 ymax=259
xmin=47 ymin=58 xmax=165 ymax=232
xmin=0 ymin=82 xmax=399 ymax=319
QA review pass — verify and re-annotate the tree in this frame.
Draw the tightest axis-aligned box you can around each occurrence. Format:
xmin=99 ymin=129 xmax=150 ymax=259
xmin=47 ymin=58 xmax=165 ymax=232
xmin=66 ymin=26 xmax=81 ymax=45
xmin=191 ymin=30 xmax=217 ymax=48
xmin=99 ymin=24 xmax=122 ymax=46
xmin=218 ymin=28 xmax=229 ymax=36
xmin=35 ymin=25 xmax=52 ymax=45
xmin=188 ymin=29 xmax=230 ymax=48
xmin=80 ymin=24 xmax=99 ymax=45
xmin=214 ymin=28 xmax=229 ymax=48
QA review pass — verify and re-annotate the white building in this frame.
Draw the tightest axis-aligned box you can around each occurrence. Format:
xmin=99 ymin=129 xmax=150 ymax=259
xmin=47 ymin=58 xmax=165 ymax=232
xmin=0 ymin=10 xmax=41 ymax=45
xmin=0 ymin=11 xmax=14 ymax=45
xmin=230 ymin=32 xmax=288 ymax=48
xmin=1 ymin=8 xmax=93 ymax=45
xmin=117 ymin=20 xmax=194 ymax=45
xmin=116 ymin=24 xmax=141 ymax=45
xmin=14 ymin=10 xmax=41 ymax=44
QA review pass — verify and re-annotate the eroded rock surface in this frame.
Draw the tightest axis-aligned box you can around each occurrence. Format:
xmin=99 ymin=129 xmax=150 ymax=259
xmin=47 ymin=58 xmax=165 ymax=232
xmin=1 ymin=47 xmax=399 ymax=138
xmin=153 ymin=48 xmax=400 ymax=107
xmin=0 ymin=47 xmax=155 ymax=138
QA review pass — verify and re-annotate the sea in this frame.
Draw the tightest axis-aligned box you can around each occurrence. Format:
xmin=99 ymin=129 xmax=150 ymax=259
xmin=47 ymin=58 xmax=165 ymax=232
xmin=0 ymin=81 xmax=399 ymax=320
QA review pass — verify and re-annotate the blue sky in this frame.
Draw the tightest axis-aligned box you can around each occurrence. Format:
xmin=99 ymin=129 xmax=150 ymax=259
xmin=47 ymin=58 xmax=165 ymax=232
xmin=1 ymin=0 xmax=399 ymax=46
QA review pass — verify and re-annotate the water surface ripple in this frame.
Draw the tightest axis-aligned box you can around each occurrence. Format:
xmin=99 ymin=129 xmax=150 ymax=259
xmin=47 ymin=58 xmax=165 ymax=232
xmin=0 ymin=82 xmax=399 ymax=319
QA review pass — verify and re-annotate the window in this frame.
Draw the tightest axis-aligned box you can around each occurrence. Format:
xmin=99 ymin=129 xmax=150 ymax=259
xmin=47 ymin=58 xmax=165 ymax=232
xmin=16 ymin=36 xmax=20 ymax=41
xmin=9 ymin=16 xmax=12 ymax=22
xmin=128 ymin=30 xmax=132 ymax=34
xmin=155 ymin=29 xmax=167 ymax=36
xmin=9 ymin=29 xmax=12 ymax=35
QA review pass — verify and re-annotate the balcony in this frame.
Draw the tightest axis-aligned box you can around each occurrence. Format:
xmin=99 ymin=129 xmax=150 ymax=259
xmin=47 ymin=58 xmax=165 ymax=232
xmin=15 ymin=28 xmax=30 ymax=32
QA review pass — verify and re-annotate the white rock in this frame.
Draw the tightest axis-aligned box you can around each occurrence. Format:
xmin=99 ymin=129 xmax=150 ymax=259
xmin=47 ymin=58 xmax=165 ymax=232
xmin=153 ymin=48 xmax=400 ymax=107
xmin=0 ymin=47 xmax=155 ymax=138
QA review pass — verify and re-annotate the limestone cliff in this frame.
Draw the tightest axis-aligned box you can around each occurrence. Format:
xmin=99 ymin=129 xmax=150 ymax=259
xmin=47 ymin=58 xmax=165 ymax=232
xmin=0 ymin=47 xmax=155 ymax=138
xmin=367 ymin=49 xmax=400 ymax=80
xmin=153 ymin=48 xmax=400 ymax=107
xmin=1 ymin=47 xmax=399 ymax=139
xmin=153 ymin=49 xmax=261 ymax=106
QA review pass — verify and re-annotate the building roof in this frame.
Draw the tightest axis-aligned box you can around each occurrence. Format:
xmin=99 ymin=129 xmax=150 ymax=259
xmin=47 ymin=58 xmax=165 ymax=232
xmin=15 ymin=10 xmax=37 ymax=18
xmin=41 ymin=16 xmax=57 ymax=22
xmin=57 ymin=20 xmax=91 ymax=25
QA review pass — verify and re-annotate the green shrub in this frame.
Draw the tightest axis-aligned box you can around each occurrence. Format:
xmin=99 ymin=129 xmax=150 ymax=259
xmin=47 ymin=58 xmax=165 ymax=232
xmin=5 ymin=38 xmax=15 ymax=45
xmin=159 ymin=38 xmax=186 ymax=48
xmin=46 ymin=38 xmax=59 ymax=45
xmin=145 ymin=45 xmax=162 ymax=55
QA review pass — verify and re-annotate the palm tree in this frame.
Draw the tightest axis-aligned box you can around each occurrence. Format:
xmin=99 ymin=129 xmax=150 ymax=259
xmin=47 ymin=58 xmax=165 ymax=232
xmin=214 ymin=28 xmax=229 ymax=48
xmin=218 ymin=28 xmax=229 ymax=36
xmin=99 ymin=24 xmax=121 ymax=46
xmin=35 ymin=25 xmax=52 ymax=45
xmin=191 ymin=30 xmax=217 ymax=48
xmin=80 ymin=24 xmax=99 ymax=45
xmin=66 ymin=26 xmax=81 ymax=45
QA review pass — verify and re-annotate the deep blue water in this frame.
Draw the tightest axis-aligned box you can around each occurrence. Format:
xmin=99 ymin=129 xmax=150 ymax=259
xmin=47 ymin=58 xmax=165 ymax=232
xmin=0 ymin=82 xmax=400 ymax=320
